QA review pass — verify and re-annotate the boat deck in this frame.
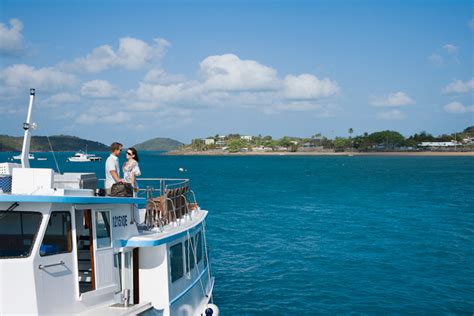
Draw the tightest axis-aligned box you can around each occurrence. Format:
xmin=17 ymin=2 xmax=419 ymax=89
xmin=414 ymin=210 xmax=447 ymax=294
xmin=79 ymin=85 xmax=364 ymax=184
xmin=0 ymin=193 xmax=146 ymax=205
xmin=80 ymin=302 xmax=157 ymax=316
xmin=118 ymin=209 xmax=208 ymax=247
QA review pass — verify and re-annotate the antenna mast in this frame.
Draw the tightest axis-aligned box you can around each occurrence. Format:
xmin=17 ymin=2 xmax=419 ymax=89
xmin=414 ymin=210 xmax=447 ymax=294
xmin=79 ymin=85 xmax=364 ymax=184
xmin=20 ymin=88 xmax=36 ymax=168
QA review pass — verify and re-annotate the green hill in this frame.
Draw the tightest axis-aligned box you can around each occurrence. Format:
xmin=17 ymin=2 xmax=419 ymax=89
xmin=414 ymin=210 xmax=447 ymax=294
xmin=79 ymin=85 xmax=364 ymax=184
xmin=133 ymin=137 xmax=184 ymax=151
xmin=0 ymin=135 xmax=109 ymax=152
xmin=463 ymin=126 xmax=474 ymax=135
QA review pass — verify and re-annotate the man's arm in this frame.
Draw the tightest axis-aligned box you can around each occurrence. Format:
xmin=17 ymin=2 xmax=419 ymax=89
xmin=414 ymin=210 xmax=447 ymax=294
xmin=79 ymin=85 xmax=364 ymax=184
xmin=110 ymin=170 xmax=121 ymax=183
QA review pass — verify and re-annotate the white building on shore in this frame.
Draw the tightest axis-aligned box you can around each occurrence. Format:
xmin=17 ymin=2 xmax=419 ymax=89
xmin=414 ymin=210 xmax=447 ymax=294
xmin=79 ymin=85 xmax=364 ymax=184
xmin=419 ymin=141 xmax=458 ymax=147
xmin=240 ymin=135 xmax=253 ymax=141
xmin=204 ymin=138 xmax=215 ymax=145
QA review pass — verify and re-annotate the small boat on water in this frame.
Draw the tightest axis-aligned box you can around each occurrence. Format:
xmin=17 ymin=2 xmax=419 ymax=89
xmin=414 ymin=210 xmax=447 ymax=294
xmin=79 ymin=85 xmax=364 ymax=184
xmin=67 ymin=152 xmax=102 ymax=162
xmin=0 ymin=89 xmax=218 ymax=315
xmin=12 ymin=153 xmax=35 ymax=160
xmin=37 ymin=157 xmax=48 ymax=161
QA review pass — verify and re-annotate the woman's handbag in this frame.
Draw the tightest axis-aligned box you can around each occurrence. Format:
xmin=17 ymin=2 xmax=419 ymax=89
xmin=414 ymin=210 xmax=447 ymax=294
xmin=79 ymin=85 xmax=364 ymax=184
xmin=110 ymin=182 xmax=134 ymax=197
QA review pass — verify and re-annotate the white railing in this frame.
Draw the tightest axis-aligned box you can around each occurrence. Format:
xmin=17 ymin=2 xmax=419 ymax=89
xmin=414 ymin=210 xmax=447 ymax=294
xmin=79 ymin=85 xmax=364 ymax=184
xmin=98 ymin=178 xmax=198 ymax=230
xmin=136 ymin=178 xmax=189 ymax=199
xmin=136 ymin=178 xmax=198 ymax=230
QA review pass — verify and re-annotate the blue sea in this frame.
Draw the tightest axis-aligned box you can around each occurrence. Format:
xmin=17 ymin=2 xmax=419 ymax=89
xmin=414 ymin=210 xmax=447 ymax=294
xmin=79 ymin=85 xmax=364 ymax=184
xmin=2 ymin=152 xmax=473 ymax=314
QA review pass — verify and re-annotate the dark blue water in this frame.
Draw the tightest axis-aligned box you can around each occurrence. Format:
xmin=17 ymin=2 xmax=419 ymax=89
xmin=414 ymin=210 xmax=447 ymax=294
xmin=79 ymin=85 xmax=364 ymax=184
xmin=2 ymin=152 xmax=473 ymax=314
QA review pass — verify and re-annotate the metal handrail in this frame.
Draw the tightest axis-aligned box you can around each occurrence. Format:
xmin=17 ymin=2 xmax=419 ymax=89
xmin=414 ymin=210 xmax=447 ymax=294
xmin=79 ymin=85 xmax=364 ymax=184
xmin=146 ymin=198 xmax=163 ymax=232
xmin=99 ymin=178 xmax=189 ymax=193
xmin=180 ymin=194 xmax=192 ymax=220
xmin=98 ymin=178 xmax=190 ymax=199
xmin=189 ymin=190 xmax=198 ymax=205
xmin=38 ymin=261 xmax=65 ymax=269
xmin=166 ymin=197 xmax=178 ymax=224
xmin=97 ymin=177 xmax=197 ymax=229
xmin=99 ymin=178 xmax=189 ymax=182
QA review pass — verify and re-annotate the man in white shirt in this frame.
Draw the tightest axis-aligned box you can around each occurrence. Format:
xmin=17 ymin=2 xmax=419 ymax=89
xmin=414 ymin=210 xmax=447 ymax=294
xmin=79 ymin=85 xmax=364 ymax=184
xmin=105 ymin=142 xmax=123 ymax=195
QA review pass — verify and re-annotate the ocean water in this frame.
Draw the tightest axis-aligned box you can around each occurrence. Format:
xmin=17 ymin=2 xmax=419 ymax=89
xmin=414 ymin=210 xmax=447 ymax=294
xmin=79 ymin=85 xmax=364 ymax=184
xmin=1 ymin=152 xmax=473 ymax=314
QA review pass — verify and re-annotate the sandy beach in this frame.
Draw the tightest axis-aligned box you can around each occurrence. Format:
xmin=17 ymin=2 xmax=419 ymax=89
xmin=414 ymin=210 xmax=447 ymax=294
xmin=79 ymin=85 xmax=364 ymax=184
xmin=166 ymin=151 xmax=474 ymax=157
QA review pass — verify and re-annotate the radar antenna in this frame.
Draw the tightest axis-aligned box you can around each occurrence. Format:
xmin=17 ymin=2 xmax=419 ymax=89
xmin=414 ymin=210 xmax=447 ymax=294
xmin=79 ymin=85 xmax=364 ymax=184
xmin=20 ymin=88 xmax=36 ymax=168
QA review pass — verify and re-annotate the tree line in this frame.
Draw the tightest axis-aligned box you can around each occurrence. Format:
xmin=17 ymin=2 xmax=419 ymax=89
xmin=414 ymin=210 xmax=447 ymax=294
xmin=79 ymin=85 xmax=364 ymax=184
xmin=189 ymin=126 xmax=474 ymax=152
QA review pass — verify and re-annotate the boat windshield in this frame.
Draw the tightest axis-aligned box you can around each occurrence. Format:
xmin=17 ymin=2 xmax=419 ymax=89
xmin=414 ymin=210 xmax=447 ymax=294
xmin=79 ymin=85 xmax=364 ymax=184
xmin=0 ymin=211 xmax=43 ymax=259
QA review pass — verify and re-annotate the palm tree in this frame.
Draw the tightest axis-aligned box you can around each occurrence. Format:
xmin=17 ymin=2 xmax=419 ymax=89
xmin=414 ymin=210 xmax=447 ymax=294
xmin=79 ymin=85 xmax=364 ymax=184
xmin=348 ymin=128 xmax=354 ymax=151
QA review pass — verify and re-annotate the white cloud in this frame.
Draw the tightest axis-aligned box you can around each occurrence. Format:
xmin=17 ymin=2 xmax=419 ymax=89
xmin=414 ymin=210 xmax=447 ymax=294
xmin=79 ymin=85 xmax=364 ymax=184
xmin=50 ymin=110 xmax=76 ymax=120
xmin=444 ymin=78 xmax=474 ymax=94
xmin=68 ymin=45 xmax=115 ymax=73
xmin=130 ymin=54 xmax=341 ymax=114
xmin=144 ymin=68 xmax=187 ymax=84
xmin=42 ymin=92 xmax=80 ymax=108
xmin=272 ymin=101 xmax=322 ymax=112
xmin=427 ymin=53 xmax=443 ymax=66
xmin=283 ymin=74 xmax=339 ymax=99
xmin=81 ymin=80 xmax=117 ymax=98
xmin=376 ymin=109 xmax=405 ymax=120
xmin=152 ymin=107 xmax=193 ymax=128
xmin=127 ymin=101 xmax=163 ymax=111
xmin=443 ymin=102 xmax=474 ymax=114
xmin=116 ymin=37 xmax=167 ymax=69
xmin=2 ymin=106 xmax=24 ymax=115
xmin=75 ymin=113 xmax=96 ymax=125
xmin=0 ymin=85 xmax=23 ymax=99
xmin=1 ymin=45 xmax=341 ymax=129
xmin=135 ymin=81 xmax=201 ymax=104
xmin=370 ymin=91 xmax=415 ymax=107
xmin=49 ymin=92 xmax=80 ymax=103
xmin=0 ymin=64 xmax=76 ymax=91
xmin=428 ymin=44 xmax=461 ymax=66
xmin=65 ymin=37 xmax=170 ymax=73
xmin=76 ymin=109 xmax=131 ymax=125
xmin=442 ymin=44 xmax=458 ymax=55
xmin=0 ymin=18 xmax=24 ymax=55
xmin=104 ymin=111 xmax=130 ymax=123
xmin=200 ymin=54 xmax=280 ymax=91
xmin=135 ymin=82 xmax=184 ymax=102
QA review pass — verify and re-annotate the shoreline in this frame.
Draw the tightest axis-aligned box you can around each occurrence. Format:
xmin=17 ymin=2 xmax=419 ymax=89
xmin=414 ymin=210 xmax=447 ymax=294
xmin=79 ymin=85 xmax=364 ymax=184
xmin=165 ymin=151 xmax=474 ymax=157
xmin=2 ymin=150 xmax=472 ymax=157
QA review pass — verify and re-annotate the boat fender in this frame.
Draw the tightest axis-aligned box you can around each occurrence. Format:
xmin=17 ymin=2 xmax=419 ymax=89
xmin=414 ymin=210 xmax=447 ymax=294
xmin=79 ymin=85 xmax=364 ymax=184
xmin=205 ymin=304 xmax=219 ymax=316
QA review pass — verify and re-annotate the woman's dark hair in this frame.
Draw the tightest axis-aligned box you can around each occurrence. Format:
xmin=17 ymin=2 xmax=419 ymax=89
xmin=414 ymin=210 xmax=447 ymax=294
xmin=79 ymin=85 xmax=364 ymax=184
xmin=128 ymin=147 xmax=139 ymax=162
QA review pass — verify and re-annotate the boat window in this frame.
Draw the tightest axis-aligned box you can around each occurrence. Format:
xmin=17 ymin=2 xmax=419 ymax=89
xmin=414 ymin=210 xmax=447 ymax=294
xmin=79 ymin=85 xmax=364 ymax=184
xmin=40 ymin=211 xmax=72 ymax=256
xmin=0 ymin=211 xmax=42 ymax=259
xmin=96 ymin=211 xmax=111 ymax=248
xmin=196 ymin=231 xmax=203 ymax=264
xmin=114 ymin=253 xmax=122 ymax=290
xmin=170 ymin=243 xmax=184 ymax=282
xmin=185 ymin=238 xmax=195 ymax=273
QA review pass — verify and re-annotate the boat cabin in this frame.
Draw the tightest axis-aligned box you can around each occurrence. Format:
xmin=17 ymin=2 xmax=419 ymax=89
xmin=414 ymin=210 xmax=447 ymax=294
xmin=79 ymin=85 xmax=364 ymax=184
xmin=0 ymin=167 xmax=214 ymax=315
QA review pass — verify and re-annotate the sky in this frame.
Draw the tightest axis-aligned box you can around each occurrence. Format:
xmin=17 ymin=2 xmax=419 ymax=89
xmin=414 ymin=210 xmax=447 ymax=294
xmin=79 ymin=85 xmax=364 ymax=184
xmin=0 ymin=0 xmax=473 ymax=146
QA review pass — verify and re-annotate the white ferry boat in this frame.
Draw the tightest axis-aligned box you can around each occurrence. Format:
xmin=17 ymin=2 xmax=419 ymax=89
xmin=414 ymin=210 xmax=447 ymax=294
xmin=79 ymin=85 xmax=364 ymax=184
xmin=12 ymin=153 xmax=35 ymax=160
xmin=0 ymin=89 xmax=218 ymax=316
xmin=68 ymin=152 xmax=102 ymax=162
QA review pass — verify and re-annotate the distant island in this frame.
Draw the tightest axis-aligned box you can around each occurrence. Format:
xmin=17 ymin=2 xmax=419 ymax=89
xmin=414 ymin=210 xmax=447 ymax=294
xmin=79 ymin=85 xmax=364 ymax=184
xmin=169 ymin=126 xmax=474 ymax=155
xmin=0 ymin=135 xmax=109 ymax=152
xmin=2 ymin=127 xmax=473 ymax=155
xmin=132 ymin=137 xmax=183 ymax=151
xmin=0 ymin=135 xmax=184 ymax=152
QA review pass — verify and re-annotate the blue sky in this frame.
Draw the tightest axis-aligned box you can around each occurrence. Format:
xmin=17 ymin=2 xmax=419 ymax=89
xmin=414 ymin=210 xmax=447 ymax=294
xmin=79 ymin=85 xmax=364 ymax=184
xmin=0 ymin=0 xmax=473 ymax=145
